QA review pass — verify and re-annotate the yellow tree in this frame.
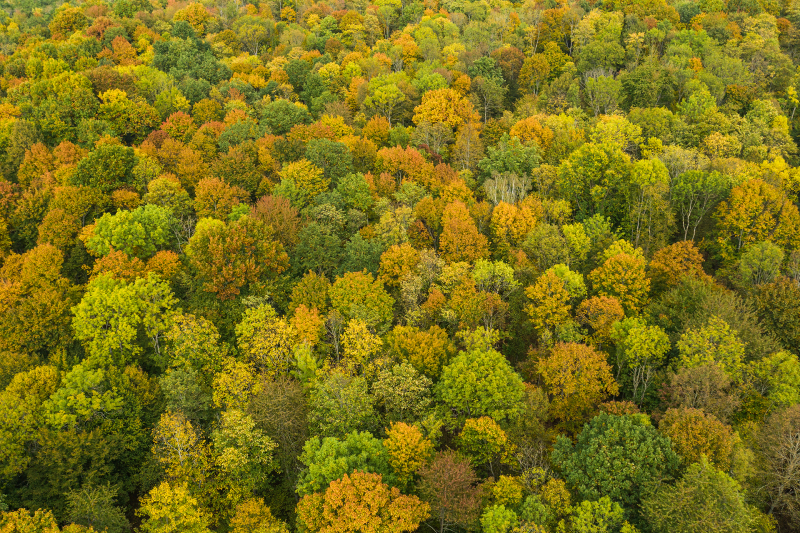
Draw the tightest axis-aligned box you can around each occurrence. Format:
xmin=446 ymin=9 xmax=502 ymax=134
xmin=387 ymin=324 xmax=456 ymax=378
xmin=383 ymin=422 xmax=434 ymax=489
xmin=413 ymin=88 xmax=479 ymax=130
xmin=714 ymin=179 xmax=800 ymax=261
xmin=490 ymin=201 xmax=537 ymax=257
xmin=648 ymin=241 xmax=711 ymax=292
xmin=341 ymin=319 xmax=383 ymax=375
xmin=575 ymin=296 xmax=624 ymax=349
xmin=537 ymin=342 xmax=619 ymax=425
xmin=378 ymin=243 xmax=420 ymax=289
xmin=279 ymin=159 xmax=329 ymax=200
xmin=136 ymin=482 xmax=211 ymax=533
xmin=235 ymin=304 xmax=298 ymax=376
xmin=230 ymin=498 xmax=290 ymax=533
xmin=525 ymin=270 xmax=571 ymax=343
xmin=151 ymin=411 xmax=213 ymax=497
xmin=589 ymin=252 xmax=650 ymax=315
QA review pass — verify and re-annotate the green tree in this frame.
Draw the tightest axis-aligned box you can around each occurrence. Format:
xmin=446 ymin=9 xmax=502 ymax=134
xmin=435 ymin=338 xmax=525 ymax=426
xmin=87 ymin=205 xmax=175 ymax=259
xmin=72 ymin=143 xmax=136 ymax=193
xmin=611 ymin=319 xmax=670 ymax=402
xmin=66 ymin=484 xmax=130 ymax=533
xmin=642 ymin=457 xmax=763 ymax=533
xmin=72 ymin=274 xmax=177 ymax=365
xmin=671 ymin=170 xmax=730 ymax=241
xmin=372 ymin=363 xmax=434 ymax=424
xmin=552 ymin=413 xmax=680 ymax=508
xmin=329 ymin=271 xmax=395 ymax=333
xmin=569 ymin=497 xmax=628 ymax=533
xmin=296 ymin=430 xmax=394 ymax=497
xmin=308 ymin=370 xmax=378 ymax=438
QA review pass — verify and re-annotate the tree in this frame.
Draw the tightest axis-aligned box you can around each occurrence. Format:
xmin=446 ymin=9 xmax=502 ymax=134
xmin=537 ymin=343 xmax=618 ymax=425
xmin=372 ymin=363 xmax=434 ymax=424
xmin=435 ymin=341 xmax=525 ymax=426
xmin=296 ymin=472 xmax=429 ymax=533
xmin=211 ymin=409 xmax=277 ymax=515
xmin=417 ymin=451 xmax=482 ymax=533
xmin=66 ymin=484 xmax=130 ymax=533
xmin=384 ymin=422 xmax=434 ymax=489
xmin=611 ymin=319 xmax=670 ymax=402
xmin=647 ymin=241 xmax=709 ymax=292
xmin=194 ymin=178 xmax=249 ymax=220
xmin=480 ymin=505 xmax=518 ymax=533
xmin=0 ymin=508 xmax=65 ymax=532
xmin=439 ymin=201 xmax=489 ymax=263
xmin=556 ymin=142 xmax=630 ymax=222
xmin=136 ymin=482 xmax=211 ymax=533
xmin=471 ymin=76 xmax=507 ymax=123
xmin=584 ymin=75 xmax=623 ymax=116
xmin=306 ymin=139 xmax=353 ymax=186
xmin=151 ymin=411 xmax=212 ymax=495
xmin=525 ymin=270 xmax=572 ymax=344
xmin=568 ymin=497 xmax=628 ymax=533
xmin=589 ymin=252 xmax=650 ymax=315
xmin=757 ymin=404 xmax=800 ymax=528
xmin=379 ymin=243 xmax=420 ymax=289
xmin=87 ymin=205 xmax=175 ymax=259
xmin=739 ymin=241 xmax=784 ymax=287
xmin=457 ymin=416 xmax=513 ymax=477
xmin=279 ymin=159 xmax=329 ymax=204
xmin=552 ymin=413 xmax=680 ymax=508
xmin=229 ymin=498 xmax=289 ymax=533
xmin=0 ymin=244 xmax=79 ymax=358
xmin=746 ymin=351 xmax=800 ymax=409
xmin=677 ymin=316 xmax=745 ymax=381
xmin=72 ymin=143 xmax=136 ymax=192
xmin=236 ymin=304 xmax=298 ymax=376
xmin=671 ymin=170 xmax=730 ymax=241
xmin=386 ymin=325 xmax=456 ymax=378
xmin=259 ymin=99 xmax=312 ymax=135
xmin=642 ymin=457 xmax=762 ymax=533
xmin=364 ymin=83 xmax=406 ymax=126
xmin=97 ymin=90 xmax=160 ymax=144
xmin=413 ymin=88 xmax=479 ymax=130
xmin=247 ymin=376 xmax=309 ymax=487
xmin=576 ymin=296 xmax=625 ymax=349
xmin=329 ymin=271 xmax=395 ymax=333
xmin=296 ymin=430 xmax=393 ymax=497
xmin=0 ymin=366 xmax=60 ymax=480
xmin=625 ymin=158 xmax=673 ymax=255
xmin=658 ymin=408 xmax=735 ymax=469
xmin=308 ymin=370 xmax=378 ymax=438
xmin=662 ymin=363 xmax=740 ymax=423
xmin=72 ymin=274 xmax=177 ymax=365
xmin=44 ymin=364 xmax=123 ymax=430
xmin=185 ymin=216 xmax=289 ymax=300
xmin=714 ymin=179 xmax=800 ymax=261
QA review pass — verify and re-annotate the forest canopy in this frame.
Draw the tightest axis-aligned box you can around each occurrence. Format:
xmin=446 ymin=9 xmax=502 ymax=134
xmin=1 ymin=0 xmax=800 ymax=531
